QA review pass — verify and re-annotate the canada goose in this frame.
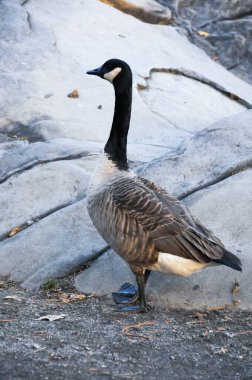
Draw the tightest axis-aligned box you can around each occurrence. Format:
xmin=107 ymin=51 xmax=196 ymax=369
xmin=86 ymin=58 xmax=242 ymax=312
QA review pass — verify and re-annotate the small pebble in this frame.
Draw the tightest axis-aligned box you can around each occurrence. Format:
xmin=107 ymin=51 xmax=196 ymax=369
xmin=68 ymin=89 xmax=79 ymax=98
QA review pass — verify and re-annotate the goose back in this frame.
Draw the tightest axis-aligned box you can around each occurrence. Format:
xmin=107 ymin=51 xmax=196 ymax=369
xmin=87 ymin=171 xmax=233 ymax=274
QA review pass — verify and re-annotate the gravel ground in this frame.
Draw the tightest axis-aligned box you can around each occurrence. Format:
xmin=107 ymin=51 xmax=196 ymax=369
xmin=0 ymin=276 xmax=251 ymax=380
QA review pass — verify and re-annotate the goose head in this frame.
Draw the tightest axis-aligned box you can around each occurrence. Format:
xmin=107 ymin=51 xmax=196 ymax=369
xmin=87 ymin=58 xmax=132 ymax=93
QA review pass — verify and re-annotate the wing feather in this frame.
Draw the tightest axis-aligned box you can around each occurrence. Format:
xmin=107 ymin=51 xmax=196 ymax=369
xmin=111 ymin=176 xmax=225 ymax=263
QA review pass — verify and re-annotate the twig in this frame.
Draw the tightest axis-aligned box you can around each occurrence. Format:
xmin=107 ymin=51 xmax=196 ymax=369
xmin=122 ymin=321 xmax=156 ymax=339
xmin=207 ymin=300 xmax=240 ymax=312
xmin=233 ymin=330 xmax=252 ymax=336
xmin=232 ymin=280 xmax=240 ymax=303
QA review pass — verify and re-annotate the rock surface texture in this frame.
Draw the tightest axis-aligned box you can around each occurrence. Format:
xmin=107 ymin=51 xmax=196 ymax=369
xmin=0 ymin=0 xmax=251 ymax=310
xmin=157 ymin=0 xmax=252 ymax=84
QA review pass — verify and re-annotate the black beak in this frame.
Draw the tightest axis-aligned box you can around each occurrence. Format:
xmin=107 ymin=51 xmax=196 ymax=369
xmin=86 ymin=66 xmax=103 ymax=77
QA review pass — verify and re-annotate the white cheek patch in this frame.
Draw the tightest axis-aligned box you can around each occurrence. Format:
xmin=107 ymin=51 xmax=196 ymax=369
xmin=104 ymin=67 xmax=122 ymax=82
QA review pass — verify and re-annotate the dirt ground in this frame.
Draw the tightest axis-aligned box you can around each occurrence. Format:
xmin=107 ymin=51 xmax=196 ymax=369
xmin=0 ymin=276 xmax=251 ymax=380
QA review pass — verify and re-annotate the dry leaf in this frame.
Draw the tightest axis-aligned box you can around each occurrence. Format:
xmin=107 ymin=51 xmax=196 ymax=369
xmin=223 ymin=316 xmax=232 ymax=321
xmin=67 ymin=89 xmax=79 ymax=98
xmin=214 ymin=347 xmax=228 ymax=354
xmin=207 ymin=301 xmax=239 ymax=312
xmin=203 ymin=329 xmax=209 ymax=337
xmin=8 ymin=226 xmax=21 ymax=237
xmin=197 ymin=30 xmax=210 ymax=37
xmin=32 ymin=343 xmax=45 ymax=352
xmin=3 ymin=295 xmax=22 ymax=302
xmin=59 ymin=293 xmax=86 ymax=303
xmin=48 ymin=353 xmax=67 ymax=360
xmin=164 ymin=319 xmax=174 ymax=324
xmin=194 ymin=312 xmax=207 ymax=322
xmin=217 ymin=327 xmax=226 ymax=331
xmin=36 ymin=314 xmax=66 ymax=321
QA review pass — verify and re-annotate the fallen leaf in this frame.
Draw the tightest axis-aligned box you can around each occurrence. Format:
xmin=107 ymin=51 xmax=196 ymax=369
xmin=67 ymin=89 xmax=79 ymax=98
xmin=217 ymin=327 xmax=226 ymax=331
xmin=36 ymin=314 xmax=66 ymax=321
xmin=197 ymin=30 xmax=210 ymax=37
xmin=214 ymin=347 xmax=228 ymax=354
xmin=207 ymin=301 xmax=239 ymax=312
xmin=203 ymin=329 xmax=209 ymax=337
xmin=8 ymin=226 xmax=21 ymax=237
xmin=223 ymin=316 xmax=232 ymax=321
xmin=59 ymin=293 xmax=86 ymax=303
xmin=194 ymin=312 xmax=207 ymax=322
xmin=164 ymin=319 xmax=174 ymax=324
xmin=32 ymin=343 xmax=45 ymax=352
xmin=3 ymin=295 xmax=22 ymax=301
xmin=48 ymin=353 xmax=67 ymax=360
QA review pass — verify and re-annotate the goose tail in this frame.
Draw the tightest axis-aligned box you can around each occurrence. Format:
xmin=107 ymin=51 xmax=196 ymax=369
xmin=213 ymin=248 xmax=242 ymax=272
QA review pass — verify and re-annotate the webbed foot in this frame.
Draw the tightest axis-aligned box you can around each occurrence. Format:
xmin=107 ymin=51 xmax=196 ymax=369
xmin=116 ymin=302 xmax=152 ymax=313
xmin=112 ymin=282 xmax=138 ymax=304
xmin=112 ymin=282 xmax=151 ymax=313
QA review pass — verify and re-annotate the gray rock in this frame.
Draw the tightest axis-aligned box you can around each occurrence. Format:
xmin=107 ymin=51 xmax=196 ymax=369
xmin=0 ymin=160 xmax=89 ymax=238
xmin=157 ymin=0 xmax=252 ymax=84
xmin=0 ymin=0 xmax=30 ymax=43
xmin=139 ymin=71 xmax=245 ymax=133
xmin=1 ymin=0 xmax=252 ymax=141
xmin=75 ymin=250 xmax=135 ymax=295
xmin=22 ymin=245 xmax=108 ymax=291
xmin=2 ymin=120 xmax=175 ymax=163
xmin=0 ymin=134 xmax=28 ymax=159
xmin=0 ymin=199 xmax=106 ymax=288
xmin=0 ymin=138 xmax=100 ymax=184
xmin=138 ymin=110 xmax=252 ymax=198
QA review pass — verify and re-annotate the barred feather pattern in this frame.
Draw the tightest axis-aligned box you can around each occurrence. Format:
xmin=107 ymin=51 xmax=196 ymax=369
xmin=87 ymin=173 xmax=228 ymax=272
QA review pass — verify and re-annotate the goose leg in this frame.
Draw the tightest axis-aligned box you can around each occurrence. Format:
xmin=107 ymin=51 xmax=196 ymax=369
xmin=113 ymin=270 xmax=151 ymax=312
xmin=136 ymin=274 xmax=148 ymax=313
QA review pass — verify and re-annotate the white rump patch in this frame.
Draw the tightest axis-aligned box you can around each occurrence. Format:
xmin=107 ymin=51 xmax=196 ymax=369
xmin=104 ymin=67 xmax=122 ymax=82
xmin=147 ymin=252 xmax=212 ymax=277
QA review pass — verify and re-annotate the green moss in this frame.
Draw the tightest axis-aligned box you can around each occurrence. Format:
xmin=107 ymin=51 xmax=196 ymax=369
xmin=43 ymin=279 xmax=59 ymax=290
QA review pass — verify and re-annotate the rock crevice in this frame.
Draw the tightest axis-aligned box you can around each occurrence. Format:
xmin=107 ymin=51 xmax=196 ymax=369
xmin=139 ymin=67 xmax=251 ymax=108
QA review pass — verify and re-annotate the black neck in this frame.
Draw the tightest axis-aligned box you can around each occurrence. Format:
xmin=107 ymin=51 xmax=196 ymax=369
xmin=104 ymin=84 xmax=132 ymax=170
